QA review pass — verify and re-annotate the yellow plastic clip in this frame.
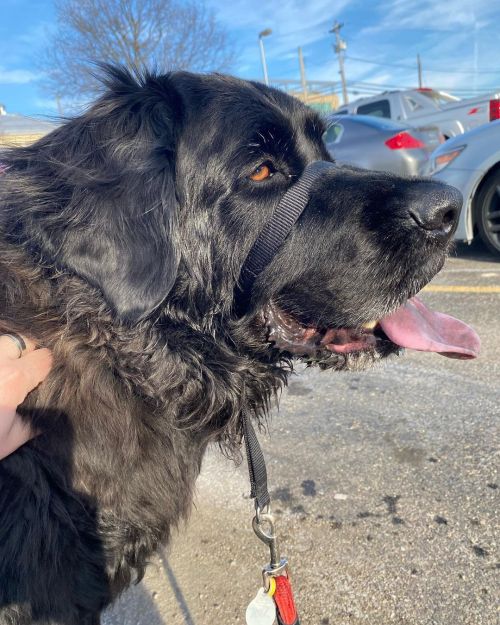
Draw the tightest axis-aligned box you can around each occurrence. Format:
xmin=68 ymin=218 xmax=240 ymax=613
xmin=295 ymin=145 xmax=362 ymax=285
xmin=267 ymin=576 xmax=276 ymax=597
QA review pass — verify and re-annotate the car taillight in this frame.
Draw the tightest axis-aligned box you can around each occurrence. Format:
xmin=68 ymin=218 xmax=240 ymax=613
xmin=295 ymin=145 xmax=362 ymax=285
xmin=489 ymin=99 xmax=500 ymax=121
xmin=385 ymin=132 xmax=425 ymax=150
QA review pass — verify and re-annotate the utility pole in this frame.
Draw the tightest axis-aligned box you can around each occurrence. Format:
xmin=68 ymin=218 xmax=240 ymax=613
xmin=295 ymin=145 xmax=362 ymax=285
xmin=55 ymin=96 xmax=63 ymax=116
xmin=258 ymin=29 xmax=272 ymax=86
xmin=298 ymin=46 xmax=308 ymax=101
xmin=417 ymin=54 xmax=423 ymax=88
xmin=330 ymin=21 xmax=348 ymax=105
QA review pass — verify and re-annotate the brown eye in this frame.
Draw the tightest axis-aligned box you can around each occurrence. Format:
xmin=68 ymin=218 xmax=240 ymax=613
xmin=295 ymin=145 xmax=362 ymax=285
xmin=250 ymin=163 xmax=273 ymax=181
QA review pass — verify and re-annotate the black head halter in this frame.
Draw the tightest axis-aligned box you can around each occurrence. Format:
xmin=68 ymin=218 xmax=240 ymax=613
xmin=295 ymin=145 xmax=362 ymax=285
xmin=236 ymin=160 xmax=335 ymax=314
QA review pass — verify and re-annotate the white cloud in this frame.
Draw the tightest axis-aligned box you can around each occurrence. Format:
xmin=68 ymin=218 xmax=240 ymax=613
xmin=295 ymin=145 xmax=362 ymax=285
xmin=0 ymin=67 xmax=38 ymax=84
xmin=360 ymin=0 xmax=497 ymax=32
xmin=208 ymin=0 xmax=353 ymax=59
xmin=33 ymin=97 xmax=60 ymax=112
xmin=209 ymin=0 xmax=351 ymax=31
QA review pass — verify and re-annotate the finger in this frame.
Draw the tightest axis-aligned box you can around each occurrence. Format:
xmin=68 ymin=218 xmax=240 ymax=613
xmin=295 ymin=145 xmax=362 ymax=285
xmin=0 ymin=334 xmax=37 ymax=361
xmin=17 ymin=348 xmax=53 ymax=393
xmin=0 ymin=349 xmax=53 ymax=407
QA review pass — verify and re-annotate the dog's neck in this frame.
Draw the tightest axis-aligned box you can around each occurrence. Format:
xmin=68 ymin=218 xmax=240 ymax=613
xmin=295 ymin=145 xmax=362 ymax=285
xmin=0 ymin=241 xmax=286 ymax=449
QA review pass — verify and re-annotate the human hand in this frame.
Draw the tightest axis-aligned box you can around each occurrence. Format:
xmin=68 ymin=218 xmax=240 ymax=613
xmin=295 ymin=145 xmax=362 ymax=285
xmin=0 ymin=334 xmax=52 ymax=459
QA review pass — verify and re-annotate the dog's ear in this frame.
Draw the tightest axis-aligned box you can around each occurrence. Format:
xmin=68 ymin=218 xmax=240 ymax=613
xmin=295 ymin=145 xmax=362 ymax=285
xmin=54 ymin=67 xmax=182 ymax=323
xmin=60 ymin=171 xmax=179 ymax=323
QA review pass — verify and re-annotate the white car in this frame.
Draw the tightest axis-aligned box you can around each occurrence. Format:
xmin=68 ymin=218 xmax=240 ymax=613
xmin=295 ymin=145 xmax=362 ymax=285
xmin=334 ymin=88 xmax=500 ymax=140
xmin=427 ymin=119 xmax=500 ymax=257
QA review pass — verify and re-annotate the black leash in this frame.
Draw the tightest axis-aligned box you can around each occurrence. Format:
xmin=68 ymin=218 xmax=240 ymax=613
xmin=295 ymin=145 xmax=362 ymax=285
xmin=242 ymin=410 xmax=299 ymax=625
xmin=241 ymin=410 xmax=271 ymax=511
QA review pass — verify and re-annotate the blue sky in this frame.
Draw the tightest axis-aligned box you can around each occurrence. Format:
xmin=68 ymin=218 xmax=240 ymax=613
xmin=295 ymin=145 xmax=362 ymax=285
xmin=2 ymin=0 xmax=500 ymax=117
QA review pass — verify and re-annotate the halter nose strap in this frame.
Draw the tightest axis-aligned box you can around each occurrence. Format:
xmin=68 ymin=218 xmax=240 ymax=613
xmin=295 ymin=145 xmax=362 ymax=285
xmin=236 ymin=160 xmax=335 ymax=313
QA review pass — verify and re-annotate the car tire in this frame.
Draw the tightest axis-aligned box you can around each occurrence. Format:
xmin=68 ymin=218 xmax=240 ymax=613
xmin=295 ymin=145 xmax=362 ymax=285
xmin=475 ymin=170 xmax=500 ymax=257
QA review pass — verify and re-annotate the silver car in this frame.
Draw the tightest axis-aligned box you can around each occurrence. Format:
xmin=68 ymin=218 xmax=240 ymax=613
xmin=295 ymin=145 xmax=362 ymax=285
xmin=323 ymin=114 xmax=441 ymax=176
xmin=427 ymin=119 xmax=500 ymax=257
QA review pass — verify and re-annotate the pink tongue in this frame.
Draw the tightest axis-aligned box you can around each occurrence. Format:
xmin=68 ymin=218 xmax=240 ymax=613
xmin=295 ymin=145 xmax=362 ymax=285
xmin=379 ymin=296 xmax=480 ymax=359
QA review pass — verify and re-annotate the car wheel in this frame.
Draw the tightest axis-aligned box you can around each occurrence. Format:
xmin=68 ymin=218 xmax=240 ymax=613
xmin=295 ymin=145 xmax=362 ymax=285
xmin=475 ymin=170 xmax=500 ymax=257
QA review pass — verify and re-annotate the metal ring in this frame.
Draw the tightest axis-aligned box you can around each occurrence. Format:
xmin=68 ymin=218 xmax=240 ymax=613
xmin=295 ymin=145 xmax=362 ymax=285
xmin=255 ymin=502 xmax=271 ymax=520
xmin=1 ymin=333 xmax=27 ymax=359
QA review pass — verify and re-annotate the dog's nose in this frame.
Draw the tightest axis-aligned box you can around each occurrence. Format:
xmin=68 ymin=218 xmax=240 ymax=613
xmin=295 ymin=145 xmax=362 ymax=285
xmin=407 ymin=181 xmax=462 ymax=235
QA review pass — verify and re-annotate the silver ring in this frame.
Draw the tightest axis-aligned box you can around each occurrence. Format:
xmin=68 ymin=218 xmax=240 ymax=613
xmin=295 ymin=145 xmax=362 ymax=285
xmin=1 ymin=333 xmax=27 ymax=358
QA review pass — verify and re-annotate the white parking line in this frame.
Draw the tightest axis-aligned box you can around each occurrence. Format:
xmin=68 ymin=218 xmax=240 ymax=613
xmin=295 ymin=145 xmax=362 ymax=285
xmin=442 ymin=268 xmax=500 ymax=273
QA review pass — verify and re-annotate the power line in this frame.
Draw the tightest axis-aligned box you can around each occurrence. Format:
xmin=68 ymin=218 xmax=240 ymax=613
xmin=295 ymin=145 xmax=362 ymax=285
xmin=346 ymin=55 xmax=500 ymax=75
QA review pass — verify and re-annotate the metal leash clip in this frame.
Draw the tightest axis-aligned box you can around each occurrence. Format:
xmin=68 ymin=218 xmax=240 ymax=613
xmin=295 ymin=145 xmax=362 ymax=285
xmin=252 ymin=506 xmax=289 ymax=590
xmin=242 ymin=412 xmax=299 ymax=624
xmin=251 ymin=506 xmax=300 ymax=625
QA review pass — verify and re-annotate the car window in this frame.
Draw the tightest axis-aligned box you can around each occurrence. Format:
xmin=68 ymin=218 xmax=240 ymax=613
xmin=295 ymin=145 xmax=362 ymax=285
xmin=357 ymin=99 xmax=391 ymax=118
xmin=405 ymin=96 xmax=424 ymax=112
xmin=323 ymin=122 xmax=343 ymax=144
xmin=335 ymin=109 xmax=348 ymax=115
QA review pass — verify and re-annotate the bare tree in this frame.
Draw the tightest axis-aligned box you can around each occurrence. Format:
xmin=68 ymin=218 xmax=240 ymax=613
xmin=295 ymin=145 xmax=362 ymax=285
xmin=41 ymin=0 xmax=235 ymax=102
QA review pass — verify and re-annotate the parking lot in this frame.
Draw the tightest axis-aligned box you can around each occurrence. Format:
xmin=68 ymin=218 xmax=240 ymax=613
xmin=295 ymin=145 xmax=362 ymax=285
xmin=104 ymin=242 xmax=499 ymax=625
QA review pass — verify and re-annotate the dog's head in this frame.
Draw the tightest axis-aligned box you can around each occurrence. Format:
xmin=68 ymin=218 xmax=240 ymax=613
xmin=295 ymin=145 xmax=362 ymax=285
xmin=3 ymin=66 xmax=478 ymax=371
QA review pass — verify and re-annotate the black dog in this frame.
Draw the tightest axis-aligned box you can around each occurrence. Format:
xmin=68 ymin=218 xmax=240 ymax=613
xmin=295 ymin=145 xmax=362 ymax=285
xmin=0 ymin=67 xmax=477 ymax=624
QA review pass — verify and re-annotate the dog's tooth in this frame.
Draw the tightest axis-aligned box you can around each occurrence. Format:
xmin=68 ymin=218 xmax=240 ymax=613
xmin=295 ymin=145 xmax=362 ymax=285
xmin=361 ymin=320 xmax=377 ymax=330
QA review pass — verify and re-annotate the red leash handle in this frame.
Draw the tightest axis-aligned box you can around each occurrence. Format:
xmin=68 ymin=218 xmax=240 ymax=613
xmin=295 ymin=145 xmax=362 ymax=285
xmin=274 ymin=575 xmax=300 ymax=625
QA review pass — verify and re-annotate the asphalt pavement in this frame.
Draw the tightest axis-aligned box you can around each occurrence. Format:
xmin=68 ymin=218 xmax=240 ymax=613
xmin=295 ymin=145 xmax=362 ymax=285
xmin=103 ymin=241 xmax=499 ymax=625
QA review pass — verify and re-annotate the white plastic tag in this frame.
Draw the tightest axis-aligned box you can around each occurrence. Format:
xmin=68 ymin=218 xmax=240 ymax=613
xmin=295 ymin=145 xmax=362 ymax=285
xmin=245 ymin=587 xmax=277 ymax=625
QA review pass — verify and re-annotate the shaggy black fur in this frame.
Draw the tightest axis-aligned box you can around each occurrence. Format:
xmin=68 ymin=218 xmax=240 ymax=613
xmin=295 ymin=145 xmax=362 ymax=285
xmin=0 ymin=67 xmax=460 ymax=624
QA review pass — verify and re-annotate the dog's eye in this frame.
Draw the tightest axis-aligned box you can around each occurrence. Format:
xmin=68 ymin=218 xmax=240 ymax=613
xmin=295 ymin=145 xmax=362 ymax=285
xmin=250 ymin=162 xmax=274 ymax=182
